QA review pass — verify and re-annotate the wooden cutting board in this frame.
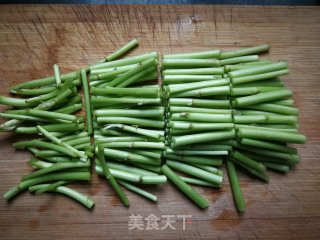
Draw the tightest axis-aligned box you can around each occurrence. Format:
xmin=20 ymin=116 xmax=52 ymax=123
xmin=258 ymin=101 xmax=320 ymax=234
xmin=0 ymin=5 xmax=319 ymax=240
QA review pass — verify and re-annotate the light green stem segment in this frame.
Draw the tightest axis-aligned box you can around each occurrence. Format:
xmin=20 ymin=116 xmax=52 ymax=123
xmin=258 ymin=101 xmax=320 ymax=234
xmin=53 ymin=64 xmax=62 ymax=86
xmin=97 ymin=146 xmax=130 ymax=207
xmin=171 ymin=130 xmax=235 ymax=148
xmin=95 ymin=108 xmax=163 ymax=118
xmin=22 ymin=161 xmax=89 ymax=181
xmin=161 ymin=164 xmax=209 ymax=209
xmin=240 ymin=138 xmax=297 ymax=154
xmin=101 ymin=124 xmax=163 ymax=140
xmin=171 ymin=112 xmax=232 ymax=123
xmin=14 ymin=140 xmax=78 ymax=158
xmin=106 ymin=38 xmax=139 ymax=61
xmin=3 ymin=172 xmax=90 ymax=201
xmin=28 ymin=184 xmax=94 ymax=209
xmin=226 ymin=160 xmax=246 ymax=213
xmin=166 ymin=160 xmax=222 ymax=185
xmin=219 ymin=55 xmax=259 ymax=66
xmin=34 ymin=180 xmax=69 ymax=194
xmin=81 ymin=69 xmax=93 ymax=135
xmin=237 ymin=128 xmax=306 ymax=144
xmin=232 ymin=151 xmax=266 ymax=173
xmin=231 ymin=69 xmax=289 ymax=85
xmin=164 ymin=49 xmax=221 ymax=59
xmin=169 ymin=79 xmax=229 ymax=94
xmin=36 ymin=125 xmax=86 ymax=159
xmin=91 ymin=52 xmax=157 ymax=70
xmin=220 ymin=44 xmax=270 ymax=59
xmin=232 ymin=89 xmax=293 ymax=107
xmin=229 ymin=61 xmax=288 ymax=78
xmin=163 ymin=67 xmax=224 ymax=75
xmin=162 ymin=58 xmax=220 ymax=68
xmin=118 ymin=180 xmax=157 ymax=202
xmin=92 ymin=86 xmax=159 ymax=97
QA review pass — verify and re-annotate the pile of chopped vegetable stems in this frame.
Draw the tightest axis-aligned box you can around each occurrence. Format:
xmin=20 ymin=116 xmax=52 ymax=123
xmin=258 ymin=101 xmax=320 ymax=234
xmin=0 ymin=39 xmax=306 ymax=212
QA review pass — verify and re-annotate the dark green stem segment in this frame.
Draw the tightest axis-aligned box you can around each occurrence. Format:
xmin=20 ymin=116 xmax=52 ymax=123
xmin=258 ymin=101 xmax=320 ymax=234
xmin=81 ymin=70 xmax=93 ymax=135
xmin=161 ymin=164 xmax=209 ymax=209
xmin=226 ymin=160 xmax=246 ymax=213
xmin=97 ymin=146 xmax=130 ymax=207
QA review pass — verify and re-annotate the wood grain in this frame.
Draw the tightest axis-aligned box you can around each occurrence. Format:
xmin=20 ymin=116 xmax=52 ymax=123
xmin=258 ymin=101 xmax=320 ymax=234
xmin=0 ymin=5 xmax=319 ymax=240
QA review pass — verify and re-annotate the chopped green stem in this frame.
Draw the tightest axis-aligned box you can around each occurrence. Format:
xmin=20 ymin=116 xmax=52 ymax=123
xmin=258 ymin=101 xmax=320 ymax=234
xmin=161 ymin=164 xmax=209 ymax=208
xmin=22 ymin=161 xmax=89 ymax=180
xmin=0 ymin=113 xmax=52 ymax=122
xmin=164 ymin=49 xmax=221 ymax=59
xmin=97 ymin=146 xmax=130 ymax=207
xmin=53 ymin=64 xmax=62 ymax=86
xmin=232 ymin=69 xmax=289 ymax=85
xmin=100 ymin=141 xmax=165 ymax=149
xmin=240 ymin=138 xmax=297 ymax=154
xmin=95 ymin=108 xmax=163 ymax=118
xmin=171 ymin=130 xmax=235 ymax=147
xmin=106 ymin=38 xmax=139 ymax=61
xmin=232 ymin=151 xmax=266 ymax=173
xmin=233 ymin=115 xmax=267 ymax=124
xmin=91 ymin=52 xmax=157 ymax=70
xmin=118 ymin=180 xmax=157 ymax=201
xmin=15 ymin=123 xmax=80 ymax=134
xmin=166 ymin=154 xmax=222 ymax=166
xmin=163 ymin=67 xmax=224 ymax=75
xmin=97 ymin=117 xmax=164 ymax=128
xmin=19 ymin=171 xmax=90 ymax=191
xmin=246 ymin=103 xmax=298 ymax=115
xmin=162 ymin=59 xmax=220 ymax=68
xmin=171 ymin=86 xmax=230 ymax=98
xmin=220 ymin=44 xmax=270 ymax=59
xmin=180 ymin=176 xmax=219 ymax=187
xmin=169 ymin=79 xmax=229 ymax=94
xmin=55 ymin=103 xmax=82 ymax=114
xmin=166 ymin=160 xmax=222 ymax=185
xmin=226 ymin=160 xmax=246 ymax=213
xmin=233 ymin=90 xmax=293 ymax=107
xmin=81 ymin=69 xmax=93 ymax=135
xmin=104 ymin=162 xmax=158 ymax=176
xmin=219 ymin=55 xmax=259 ymax=66
xmin=163 ymin=75 xmax=221 ymax=84
xmin=36 ymin=126 xmax=86 ymax=158
xmin=262 ymin=162 xmax=290 ymax=172
xmin=29 ymin=184 xmax=94 ymax=209
xmin=35 ymin=180 xmax=69 ymax=194
xmin=107 ymin=58 xmax=156 ymax=87
xmin=92 ymin=96 xmax=160 ymax=106
xmin=232 ymin=158 xmax=269 ymax=182
xmin=189 ymin=163 xmax=223 ymax=176
xmin=166 ymin=149 xmax=229 ymax=156
xmin=103 ymin=148 xmax=161 ymax=165
xmin=14 ymin=86 xmax=56 ymax=96
xmin=171 ymin=112 xmax=232 ymax=123
xmin=237 ymin=128 xmax=306 ymax=143
xmin=95 ymin=165 xmax=141 ymax=183
xmin=10 ymin=71 xmax=79 ymax=91
xmin=229 ymin=61 xmax=288 ymax=78
xmin=231 ymin=87 xmax=259 ymax=96
xmin=170 ymin=121 xmax=234 ymax=131
xmin=169 ymin=98 xmax=230 ymax=108
xmin=92 ymin=86 xmax=159 ymax=97
xmin=14 ymin=140 xmax=78 ymax=157
xmin=169 ymin=106 xmax=232 ymax=114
